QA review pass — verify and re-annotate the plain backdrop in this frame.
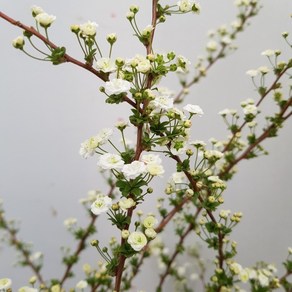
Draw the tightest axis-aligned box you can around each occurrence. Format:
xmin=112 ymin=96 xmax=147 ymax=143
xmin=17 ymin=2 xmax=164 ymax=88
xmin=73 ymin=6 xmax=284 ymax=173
xmin=0 ymin=0 xmax=291 ymax=291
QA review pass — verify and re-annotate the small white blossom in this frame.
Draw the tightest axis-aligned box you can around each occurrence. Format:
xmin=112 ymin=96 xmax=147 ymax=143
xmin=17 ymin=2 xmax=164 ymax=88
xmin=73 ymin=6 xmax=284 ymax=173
xmin=170 ymin=137 xmax=188 ymax=155
xmin=35 ymin=13 xmax=56 ymax=28
xmin=146 ymin=163 xmax=165 ymax=177
xmin=183 ymin=104 xmax=204 ymax=116
xmin=150 ymin=95 xmax=174 ymax=111
xmin=206 ymin=40 xmax=218 ymax=52
xmin=80 ymin=21 xmax=98 ymax=37
xmin=122 ymin=161 xmax=146 ymax=180
xmin=118 ymin=197 xmax=136 ymax=211
xmin=242 ymin=104 xmax=258 ymax=116
xmin=0 ymin=278 xmax=12 ymax=290
xmin=98 ymin=153 xmax=125 ymax=170
xmin=204 ymin=150 xmax=223 ymax=160
xmin=258 ymin=272 xmax=269 ymax=287
xmin=127 ymin=231 xmax=147 ymax=251
xmin=171 ymin=172 xmax=186 ymax=184
xmin=29 ymin=251 xmax=43 ymax=263
xmin=239 ymin=269 xmax=249 ymax=283
xmin=90 ymin=195 xmax=112 ymax=215
xmin=143 ymin=215 xmax=158 ymax=228
xmin=246 ymin=69 xmax=258 ymax=77
xmin=31 ymin=5 xmax=44 ymax=16
xmin=64 ymin=217 xmax=77 ymax=229
xmin=219 ymin=209 xmax=231 ymax=219
xmin=76 ymin=280 xmax=88 ymax=290
xmin=261 ymin=49 xmax=275 ymax=57
xmin=141 ymin=154 xmax=162 ymax=165
xmin=258 ymin=66 xmax=269 ymax=74
xmin=145 ymin=228 xmax=157 ymax=239
xmin=177 ymin=0 xmax=195 ymax=12
xmin=229 ymin=262 xmax=243 ymax=275
xmin=105 ymin=78 xmax=131 ymax=95
xmin=18 ymin=287 xmax=38 ymax=292
xmin=95 ymin=58 xmax=116 ymax=73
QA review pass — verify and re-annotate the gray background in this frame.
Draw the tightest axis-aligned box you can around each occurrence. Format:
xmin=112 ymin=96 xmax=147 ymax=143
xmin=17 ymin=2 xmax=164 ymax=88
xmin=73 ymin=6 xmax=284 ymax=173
xmin=0 ymin=0 xmax=291 ymax=291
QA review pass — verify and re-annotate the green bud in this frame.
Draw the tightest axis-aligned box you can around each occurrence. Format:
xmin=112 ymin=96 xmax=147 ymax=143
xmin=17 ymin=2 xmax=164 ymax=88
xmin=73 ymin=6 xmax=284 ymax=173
xmin=129 ymin=5 xmax=139 ymax=13
xmin=70 ymin=24 xmax=80 ymax=33
xmin=147 ymin=187 xmax=153 ymax=193
xmin=99 ymin=86 xmax=105 ymax=93
xmin=106 ymin=33 xmax=117 ymax=45
xmin=90 ymin=239 xmax=99 ymax=247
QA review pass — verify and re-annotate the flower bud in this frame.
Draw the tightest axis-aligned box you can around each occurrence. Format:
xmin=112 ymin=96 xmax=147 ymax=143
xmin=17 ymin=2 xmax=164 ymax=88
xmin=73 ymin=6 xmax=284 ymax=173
xmin=147 ymin=187 xmax=153 ymax=193
xmin=126 ymin=12 xmax=135 ymax=20
xmin=121 ymin=229 xmax=130 ymax=239
xmin=107 ymin=33 xmax=117 ymax=45
xmin=90 ymin=240 xmax=99 ymax=247
xmin=129 ymin=5 xmax=139 ymax=13
xmin=12 ymin=36 xmax=25 ymax=49
xmin=70 ymin=24 xmax=80 ymax=33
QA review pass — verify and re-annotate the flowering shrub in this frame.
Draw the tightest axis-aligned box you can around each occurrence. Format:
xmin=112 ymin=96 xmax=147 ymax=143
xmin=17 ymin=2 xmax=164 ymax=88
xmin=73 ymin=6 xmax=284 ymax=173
xmin=0 ymin=1 xmax=292 ymax=292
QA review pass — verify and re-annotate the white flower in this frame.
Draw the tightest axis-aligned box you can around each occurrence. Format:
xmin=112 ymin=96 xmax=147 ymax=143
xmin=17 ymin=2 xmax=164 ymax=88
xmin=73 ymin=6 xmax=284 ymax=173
xmin=141 ymin=154 xmax=162 ymax=165
xmin=146 ymin=163 xmax=165 ymax=176
xmin=145 ymin=228 xmax=157 ymax=239
xmin=79 ymin=128 xmax=113 ymax=159
xmin=127 ymin=231 xmax=147 ymax=251
xmin=204 ymin=150 xmax=224 ymax=160
xmin=35 ymin=13 xmax=56 ymax=28
xmin=258 ymin=66 xmax=269 ymax=74
xmin=80 ymin=21 xmax=98 ymax=37
xmin=29 ymin=251 xmax=43 ymax=263
xmin=239 ymin=269 xmax=249 ymax=283
xmin=229 ymin=262 xmax=243 ymax=275
xmin=118 ymin=197 xmax=136 ymax=211
xmin=122 ymin=161 xmax=146 ymax=180
xmin=190 ymin=140 xmax=206 ymax=148
xmin=151 ymin=95 xmax=174 ymax=110
xmin=105 ymin=78 xmax=131 ymax=95
xmin=143 ymin=215 xmax=158 ymax=228
xmin=261 ymin=49 xmax=275 ymax=57
xmin=171 ymin=172 xmax=186 ymax=184
xmin=183 ymin=104 xmax=204 ymax=116
xmin=207 ymin=175 xmax=222 ymax=183
xmin=243 ymin=104 xmax=258 ymax=116
xmin=90 ymin=195 xmax=112 ymax=215
xmin=98 ymin=153 xmax=125 ymax=170
xmin=218 ymin=108 xmax=237 ymax=116
xmin=258 ymin=272 xmax=269 ymax=287
xmin=64 ymin=217 xmax=77 ymax=229
xmin=221 ymin=36 xmax=232 ymax=45
xmin=76 ymin=280 xmax=88 ymax=290
xmin=31 ymin=5 xmax=44 ymax=16
xmin=170 ymin=137 xmax=188 ymax=155
xmin=219 ymin=209 xmax=231 ymax=219
xmin=0 ymin=278 xmax=12 ymax=290
xmin=18 ymin=287 xmax=38 ymax=292
xmin=79 ymin=137 xmax=100 ymax=159
xmin=136 ymin=56 xmax=152 ymax=73
xmin=206 ymin=40 xmax=218 ymax=52
xmin=97 ymin=128 xmax=114 ymax=143
xmin=246 ymin=69 xmax=258 ymax=77
xmin=177 ymin=0 xmax=195 ymax=12
xmin=95 ymin=58 xmax=116 ymax=73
